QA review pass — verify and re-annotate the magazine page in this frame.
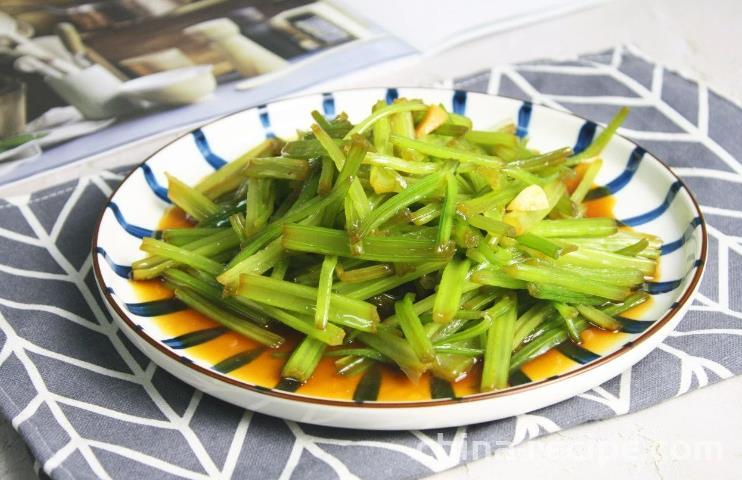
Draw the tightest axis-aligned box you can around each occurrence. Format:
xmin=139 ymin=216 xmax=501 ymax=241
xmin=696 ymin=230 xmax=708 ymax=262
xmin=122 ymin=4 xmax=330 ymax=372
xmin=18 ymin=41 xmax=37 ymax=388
xmin=0 ymin=0 xmax=414 ymax=185
xmin=331 ymin=0 xmax=611 ymax=54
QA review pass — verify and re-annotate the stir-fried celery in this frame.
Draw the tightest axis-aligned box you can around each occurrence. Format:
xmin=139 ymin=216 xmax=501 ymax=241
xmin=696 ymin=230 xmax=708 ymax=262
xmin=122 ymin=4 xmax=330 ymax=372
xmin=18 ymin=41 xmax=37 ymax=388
xmin=131 ymin=99 xmax=656 ymax=394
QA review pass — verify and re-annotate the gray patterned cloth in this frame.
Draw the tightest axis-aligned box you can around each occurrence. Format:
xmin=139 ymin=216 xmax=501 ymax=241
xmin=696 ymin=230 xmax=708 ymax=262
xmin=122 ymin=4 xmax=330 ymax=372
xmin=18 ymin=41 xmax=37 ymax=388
xmin=1 ymin=46 xmax=740 ymax=480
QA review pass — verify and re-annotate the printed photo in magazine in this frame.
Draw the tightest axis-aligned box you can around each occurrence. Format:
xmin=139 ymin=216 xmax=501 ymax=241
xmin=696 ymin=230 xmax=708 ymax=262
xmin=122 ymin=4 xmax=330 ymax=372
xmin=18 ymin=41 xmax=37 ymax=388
xmin=0 ymin=0 xmax=411 ymax=183
xmin=0 ymin=0 xmax=605 ymax=185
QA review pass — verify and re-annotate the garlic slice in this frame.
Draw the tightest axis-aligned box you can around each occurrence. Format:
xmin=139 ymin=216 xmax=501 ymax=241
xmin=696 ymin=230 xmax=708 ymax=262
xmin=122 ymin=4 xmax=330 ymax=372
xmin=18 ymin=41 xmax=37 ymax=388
xmin=506 ymin=184 xmax=549 ymax=212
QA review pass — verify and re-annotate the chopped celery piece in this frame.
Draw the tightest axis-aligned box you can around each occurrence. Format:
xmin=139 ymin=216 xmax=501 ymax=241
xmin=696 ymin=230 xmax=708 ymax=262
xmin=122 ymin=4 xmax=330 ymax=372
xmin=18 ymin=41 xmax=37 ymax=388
xmin=129 ymin=100 xmax=655 ymax=397
xmin=315 ymin=255 xmax=338 ymax=329
xmin=282 ymin=336 xmax=326 ymax=383
xmin=433 ymin=259 xmax=471 ymax=323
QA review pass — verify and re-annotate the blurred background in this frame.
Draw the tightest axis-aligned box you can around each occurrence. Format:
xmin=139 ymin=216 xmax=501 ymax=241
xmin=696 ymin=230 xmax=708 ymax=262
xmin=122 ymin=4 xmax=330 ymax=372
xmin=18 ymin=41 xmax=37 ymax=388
xmin=0 ymin=0 xmax=358 ymax=120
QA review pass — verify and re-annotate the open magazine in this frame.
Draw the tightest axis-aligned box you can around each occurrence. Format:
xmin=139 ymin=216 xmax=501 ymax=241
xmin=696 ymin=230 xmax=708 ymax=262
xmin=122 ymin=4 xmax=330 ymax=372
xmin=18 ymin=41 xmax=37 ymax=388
xmin=0 ymin=0 xmax=606 ymax=185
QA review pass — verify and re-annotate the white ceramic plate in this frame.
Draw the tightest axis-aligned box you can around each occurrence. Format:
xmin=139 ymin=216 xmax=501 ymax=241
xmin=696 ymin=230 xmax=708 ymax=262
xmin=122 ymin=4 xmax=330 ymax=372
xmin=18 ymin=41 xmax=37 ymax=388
xmin=92 ymin=88 xmax=706 ymax=430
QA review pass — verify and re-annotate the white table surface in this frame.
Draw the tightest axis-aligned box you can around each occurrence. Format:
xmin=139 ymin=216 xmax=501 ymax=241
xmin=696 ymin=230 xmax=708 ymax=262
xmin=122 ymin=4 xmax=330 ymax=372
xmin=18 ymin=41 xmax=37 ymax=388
xmin=1 ymin=0 xmax=741 ymax=478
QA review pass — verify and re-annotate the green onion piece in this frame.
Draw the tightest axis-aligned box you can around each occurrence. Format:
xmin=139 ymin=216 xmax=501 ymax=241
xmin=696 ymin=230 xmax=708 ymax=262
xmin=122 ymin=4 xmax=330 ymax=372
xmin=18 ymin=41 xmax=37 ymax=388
xmin=553 ymin=302 xmax=581 ymax=343
xmin=236 ymin=273 xmax=379 ymax=328
xmin=431 ymin=344 xmax=477 ymax=382
xmin=310 ymin=111 xmax=353 ymax=138
xmin=283 ymin=224 xmax=451 ymax=263
xmin=462 ymin=289 xmax=501 ymax=311
xmin=358 ymin=170 xmax=445 ymax=237
xmin=452 ymin=309 xmax=485 ymax=320
xmin=343 ymin=136 xmax=372 ymax=214
xmin=452 ymin=217 xmax=482 ymax=249
xmin=448 ymin=112 xmax=473 ymax=129
xmin=345 ymin=102 xmax=427 ymax=139
xmin=227 ymin=176 xmax=353 ymax=265
xmin=576 ymin=304 xmax=622 ymax=331
xmin=510 ymin=326 xmax=572 ymax=372
xmin=281 ymin=138 xmax=342 ymax=159
xmin=335 ymin=355 xmax=374 ymax=376
xmin=476 ymin=242 xmax=523 ymax=266
xmin=529 ymin=218 xmax=617 ymax=238
xmin=244 ymin=178 xmax=274 ymax=237
xmin=470 ymin=268 xmax=527 ymax=289
xmin=133 ymin=229 xmax=239 ymax=279
xmin=568 ymin=107 xmax=629 ymax=165
xmin=561 ymin=265 xmax=645 ymax=287
xmin=244 ymin=157 xmax=310 ymax=181
xmin=140 ymin=237 xmax=223 ymax=276
xmin=281 ymin=336 xmax=326 ymax=383
xmin=318 ymin=157 xmax=335 ymax=195
xmin=249 ymin=302 xmax=345 ymax=345
xmin=433 ymin=344 xmax=483 ymax=356
xmin=384 ymin=285 xmax=478 ymax=329
xmin=369 ymin=165 xmax=405 ymax=194
xmin=614 ymin=238 xmax=650 ymax=256
xmin=344 ymin=195 xmax=363 ymax=255
xmin=390 ymin=134 xmax=503 ymax=167
xmin=162 ymin=227 xmax=223 ymax=245
xmin=433 ymin=259 xmax=471 ymax=323
xmin=338 ymin=263 xmax=394 ymax=283
xmin=429 ymin=317 xmax=470 ymax=342
xmin=457 ymin=184 xmax=522 ymax=218
xmin=502 ymin=166 xmax=554 ymax=186
xmin=358 ymin=330 xmax=428 ymax=382
xmin=481 ymin=293 xmax=517 ymax=390
xmin=512 ymin=303 xmax=555 ymax=349
xmin=217 ymin=238 xmax=283 ymax=288
xmin=558 ymin=233 xmax=660 ymax=259
xmin=336 ymin=262 xmax=446 ymax=300
xmin=270 ymin=258 xmax=289 ymax=280
xmin=437 ymin=294 xmax=513 ymax=345
xmin=390 ymin=107 xmax=424 ymax=161
xmin=516 ymin=233 xmax=575 ymax=259
xmin=311 ymin=109 xmax=333 ymax=131
xmin=162 ymin=269 xmax=272 ymax=326
xmin=244 ymin=284 xmax=374 ymax=332
xmin=464 ymin=130 xmax=518 ymax=147
xmin=315 ymin=255 xmax=338 ymax=329
xmin=196 ymin=138 xmax=281 ymax=198
xmin=508 ymin=147 xmax=572 ymax=171
xmin=432 ymin=317 xmax=489 ymax=345
xmin=396 ymin=293 xmax=436 ymax=363
xmin=571 ymin=158 xmax=603 ymax=203
xmin=552 ymin=193 xmax=579 ymax=218
xmin=173 ymin=287 xmax=284 ymax=348
xmin=527 ymin=283 xmax=607 ymax=305
xmin=325 ymin=348 xmax=386 ymax=362
xmin=556 ymin=246 xmax=657 ymax=275
xmin=311 ymin=123 xmax=346 ymax=170
xmin=228 ymin=213 xmax=247 ymax=246
xmin=364 ymin=152 xmax=439 ymax=174
xmin=281 ymin=170 xmax=319 ymax=218
xmin=372 ymin=100 xmax=393 ymax=155
xmin=195 ymin=199 xmax=245 ymax=228
xmin=436 ymin=173 xmax=458 ymax=249
xmin=601 ymin=291 xmax=650 ymax=316
xmin=467 ymin=214 xmax=516 ymax=237
xmin=432 ymin=124 xmax=469 ymax=136
xmin=166 ymin=173 xmax=219 ymax=221
xmin=410 ymin=202 xmax=442 ymax=226
xmin=505 ymin=262 xmax=630 ymax=301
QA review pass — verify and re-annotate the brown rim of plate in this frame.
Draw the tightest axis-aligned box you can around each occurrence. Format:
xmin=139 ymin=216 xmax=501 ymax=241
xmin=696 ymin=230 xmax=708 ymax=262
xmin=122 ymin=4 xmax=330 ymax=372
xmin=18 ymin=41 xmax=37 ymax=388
xmin=91 ymin=87 xmax=708 ymax=409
